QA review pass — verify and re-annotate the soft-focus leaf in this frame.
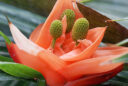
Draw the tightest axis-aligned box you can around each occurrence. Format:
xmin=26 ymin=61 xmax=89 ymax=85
xmin=37 ymin=79 xmax=46 ymax=86
xmin=0 ymin=55 xmax=13 ymax=62
xmin=0 ymin=31 xmax=11 ymax=44
xmin=116 ymin=39 xmax=128 ymax=46
xmin=117 ymin=71 xmax=128 ymax=80
xmin=0 ymin=62 xmax=43 ymax=79
xmin=102 ymin=80 xmax=128 ymax=86
xmin=0 ymin=2 xmax=46 ymax=38
xmin=0 ymin=51 xmax=9 ymax=57
xmin=0 ymin=70 xmax=38 ymax=86
xmin=0 ymin=80 xmax=37 ymax=86
xmin=112 ymin=54 xmax=128 ymax=63
xmin=0 ymin=0 xmax=56 ymax=16
xmin=0 ymin=71 xmax=18 ymax=81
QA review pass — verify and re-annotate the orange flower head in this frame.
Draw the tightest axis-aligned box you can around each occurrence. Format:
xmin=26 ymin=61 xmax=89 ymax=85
xmin=5 ymin=0 xmax=128 ymax=86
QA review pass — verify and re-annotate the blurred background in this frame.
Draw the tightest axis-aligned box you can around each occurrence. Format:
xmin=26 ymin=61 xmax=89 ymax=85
xmin=0 ymin=0 xmax=128 ymax=86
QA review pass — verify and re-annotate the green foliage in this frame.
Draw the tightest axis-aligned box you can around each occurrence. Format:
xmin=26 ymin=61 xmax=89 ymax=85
xmin=116 ymin=39 xmax=128 ymax=46
xmin=112 ymin=54 xmax=128 ymax=63
xmin=0 ymin=62 xmax=43 ymax=79
xmin=0 ymin=70 xmax=37 ymax=86
xmin=0 ymin=0 xmax=56 ymax=16
xmin=0 ymin=71 xmax=18 ymax=81
xmin=0 ymin=31 xmax=11 ymax=44
xmin=0 ymin=2 xmax=45 ymax=38
xmin=37 ymin=79 xmax=46 ymax=86
xmin=0 ymin=55 xmax=13 ymax=62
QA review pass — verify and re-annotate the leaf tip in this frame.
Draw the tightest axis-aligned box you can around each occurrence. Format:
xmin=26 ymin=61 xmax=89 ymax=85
xmin=0 ymin=31 xmax=11 ymax=44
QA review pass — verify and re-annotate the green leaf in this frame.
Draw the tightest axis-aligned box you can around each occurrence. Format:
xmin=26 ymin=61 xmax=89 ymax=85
xmin=0 ymin=62 xmax=43 ymax=79
xmin=116 ymin=39 xmax=128 ymax=46
xmin=37 ymin=79 xmax=46 ymax=86
xmin=112 ymin=54 xmax=128 ymax=63
xmin=0 ymin=31 xmax=11 ymax=57
xmin=0 ymin=71 xmax=18 ymax=81
xmin=0 ymin=55 xmax=13 ymax=62
xmin=0 ymin=70 xmax=40 ymax=86
xmin=117 ymin=71 xmax=128 ymax=79
xmin=0 ymin=2 xmax=46 ymax=39
xmin=0 ymin=70 xmax=38 ymax=86
xmin=0 ymin=79 xmax=37 ymax=86
xmin=0 ymin=51 xmax=9 ymax=57
xmin=0 ymin=0 xmax=55 ymax=16
xmin=102 ymin=80 xmax=128 ymax=86
xmin=0 ymin=31 xmax=11 ymax=44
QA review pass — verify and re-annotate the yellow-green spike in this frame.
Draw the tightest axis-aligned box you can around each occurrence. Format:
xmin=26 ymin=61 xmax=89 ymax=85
xmin=72 ymin=18 xmax=89 ymax=45
xmin=50 ymin=20 xmax=62 ymax=48
xmin=61 ymin=9 xmax=75 ymax=33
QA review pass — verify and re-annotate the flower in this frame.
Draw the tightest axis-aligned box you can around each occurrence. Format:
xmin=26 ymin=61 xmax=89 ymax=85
xmin=5 ymin=0 xmax=128 ymax=86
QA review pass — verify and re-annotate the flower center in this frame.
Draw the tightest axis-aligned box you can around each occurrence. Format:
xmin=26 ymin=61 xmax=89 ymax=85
xmin=49 ymin=9 xmax=89 ymax=55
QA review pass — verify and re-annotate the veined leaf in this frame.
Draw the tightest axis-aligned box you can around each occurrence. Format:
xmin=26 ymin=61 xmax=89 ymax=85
xmin=0 ymin=2 xmax=46 ymax=38
xmin=37 ymin=79 xmax=46 ymax=86
xmin=0 ymin=31 xmax=11 ymax=44
xmin=0 ymin=70 xmax=38 ymax=86
xmin=0 ymin=0 xmax=56 ymax=16
xmin=0 ymin=70 xmax=40 ymax=86
xmin=0 ymin=55 xmax=13 ymax=62
xmin=117 ymin=71 xmax=128 ymax=80
xmin=0 ymin=80 xmax=37 ymax=86
xmin=0 ymin=62 xmax=43 ymax=79
xmin=0 ymin=71 xmax=18 ymax=81
xmin=112 ymin=54 xmax=128 ymax=63
xmin=0 ymin=51 xmax=10 ymax=57
xmin=116 ymin=39 xmax=128 ymax=46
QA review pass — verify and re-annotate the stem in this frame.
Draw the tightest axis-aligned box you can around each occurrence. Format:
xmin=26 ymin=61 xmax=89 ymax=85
xmin=51 ymin=39 xmax=56 ymax=48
